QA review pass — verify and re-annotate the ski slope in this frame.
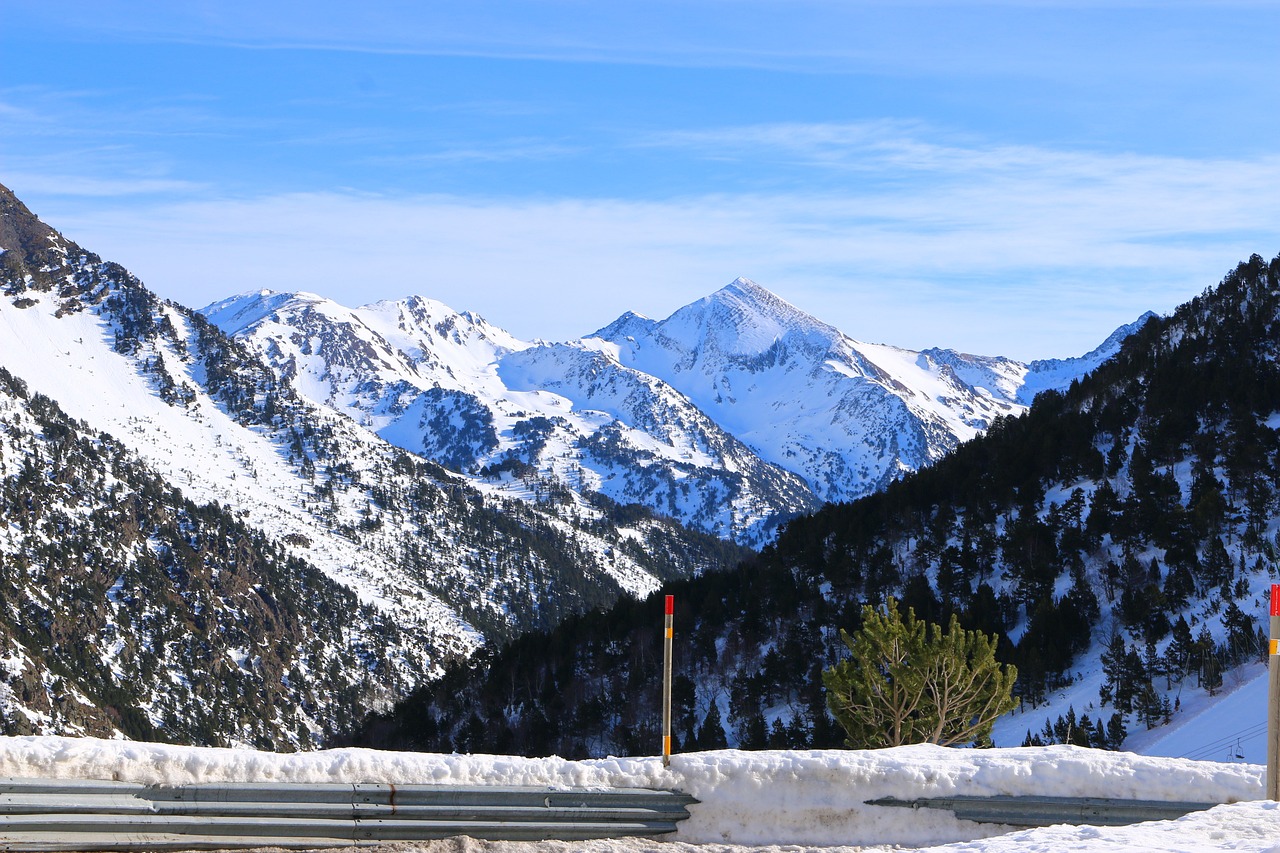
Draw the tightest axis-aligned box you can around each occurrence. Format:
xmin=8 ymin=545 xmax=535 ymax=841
xmin=1129 ymin=663 xmax=1271 ymax=764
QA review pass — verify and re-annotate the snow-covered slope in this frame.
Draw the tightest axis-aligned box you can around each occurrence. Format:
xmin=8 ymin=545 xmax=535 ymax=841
xmin=1 ymin=283 xmax=476 ymax=658
xmin=0 ymin=182 xmax=746 ymax=746
xmin=1015 ymin=311 xmax=1158 ymax=405
xmin=996 ymin=656 xmax=1270 ymax=768
xmin=367 ymin=257 xmax=1280 ymax=767
xmin=203 ymin=279 xmax=1136 ymax=544
xmin=0 ymin=363 xmax=422 ymax=746
xmin=0 ymin=176 xmax=1168 ymax=751
xmin=499 ymin=339 xmax=819 ymax=540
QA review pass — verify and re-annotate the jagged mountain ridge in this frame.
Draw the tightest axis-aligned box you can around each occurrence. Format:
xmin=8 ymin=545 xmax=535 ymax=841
xmin=0 ymin=182 xmax=748 ymax=746
xmin=349 ymin=253 xmax=1280 ymax=761
xmin=591 ymin=278 xmax=1153 ymax=502
xmin=203 ymin=280 xmax=1143 ymax=545
xmin=202 ymin=290 xmax=818 ymax=545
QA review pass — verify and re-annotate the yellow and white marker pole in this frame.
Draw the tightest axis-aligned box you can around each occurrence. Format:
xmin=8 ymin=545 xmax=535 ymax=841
xmin=1269 ymin=584 xmax=1280 ymax=799
xmin=662 ymin=594 xmax=674 ymax=767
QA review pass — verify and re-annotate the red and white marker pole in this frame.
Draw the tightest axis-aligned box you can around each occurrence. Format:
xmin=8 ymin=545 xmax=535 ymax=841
xmin=662 ymin=594 xmax=674 ymax=767
xmin=1268 ymin=584 xmax=1280 ymax=799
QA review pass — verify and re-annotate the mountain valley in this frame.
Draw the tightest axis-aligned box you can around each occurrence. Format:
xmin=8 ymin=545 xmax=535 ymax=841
xmin=5 ymin=177 xmax=1256 ymax=764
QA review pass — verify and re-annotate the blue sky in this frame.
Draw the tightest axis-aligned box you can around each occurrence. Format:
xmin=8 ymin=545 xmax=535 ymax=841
xmin=3 ymin=1 xmax=1278 ymax=359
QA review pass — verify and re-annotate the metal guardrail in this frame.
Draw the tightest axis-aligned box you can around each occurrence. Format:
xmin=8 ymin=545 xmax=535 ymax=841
xmin=0 ymin=778 xmax=697 ymax=851
xmin=868 ymin=794 xmax=1223 ymax=827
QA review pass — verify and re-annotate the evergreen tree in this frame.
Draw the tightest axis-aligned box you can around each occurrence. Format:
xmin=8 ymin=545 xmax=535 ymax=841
xmin=822 ymin=599 xmax=1017 ymax=748
xmin=1105 ymin=712 xmax=1128 ymax=750
xmin=698 ymin=703 xmax=728 ymax=749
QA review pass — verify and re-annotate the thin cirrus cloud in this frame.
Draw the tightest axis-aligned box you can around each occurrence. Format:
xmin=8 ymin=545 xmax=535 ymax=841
xmin=361 ymin=140 xmax=586 ymax=167
xmin=17 ymin=0 xmax=1266 ymax=82
xmin=651 ymin=120 xmax=1280 ymax=185
xmin=8 ymin=2 xmax=898 ymax=68
xmin=5 ymin=0 xmax=1276 ymax=360
xmin=5 ymin=173 xmax=205 ymax=198
xmin=644 ymin=122 xmax=1280 ymax=245
xmin=0 ymin=85 xmax=274 ymax=154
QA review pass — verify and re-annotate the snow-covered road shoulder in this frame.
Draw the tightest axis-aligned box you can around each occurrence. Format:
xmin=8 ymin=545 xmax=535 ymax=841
xmin=915 ymin=801 xmax=1280 ymax=853
xmin=0 ymin=738 xmax=1265 ymax=848
xmin=664 ymin=746 xmax=1262 ymax=846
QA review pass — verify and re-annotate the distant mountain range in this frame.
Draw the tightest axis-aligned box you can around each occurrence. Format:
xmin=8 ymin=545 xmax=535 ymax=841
xmin=203 ymin=280 xmax=1151 ymax=546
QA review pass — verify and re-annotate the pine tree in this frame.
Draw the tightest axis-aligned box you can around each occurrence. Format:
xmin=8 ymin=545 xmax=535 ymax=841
xmin=1105 ymin=712 xmax=1128 ymax=749
xmin=822 ymin=599 xmax=1017 ymax=748
xmin=697 ymin=703 xmax=728 ymax=749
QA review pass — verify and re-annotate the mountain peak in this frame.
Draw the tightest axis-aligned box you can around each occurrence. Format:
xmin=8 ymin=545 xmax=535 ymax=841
xmin=1025 ymin=311 xmax=1159 ymax=373
xmin=1088 ymin=311 xmax=1159 ymax=358
xmin=589 ymin=310 xmax=656 ymax=342
xmin=710 ymin=277 xmax=791 ymax=313
xmin=0 ymin=182 xmax=67 ymax=269
xmin=721 ymin=276 xmax=767 ymax=296
xmin=678 ymin=278 xmax=839 ymax=356
xmin=593 ymin=278 xmax=842 ymax=361
xmin=200 ymin=289 xmax=335 ymax=336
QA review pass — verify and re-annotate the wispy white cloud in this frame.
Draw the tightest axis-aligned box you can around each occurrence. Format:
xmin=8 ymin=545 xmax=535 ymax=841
xmin=0 ymin=100 xmax=40 ymax=121
xmin=2 ymin=2 xmax=1272 ymax=367
xmin=16 ymin=0 xmax=1276 ymax=80
xmin=11 ymin=114 xmax=1278 ymax=359
xmin=4 ymin=173 xmax=205 ymax=197
xmin=0 ymin=84 xmax=274 ymax=152
xmin=645 ymin=121 xmax=1280 ymax=244
xmin=652 ymin=119 xmax=1280 ymax=184
xmin=361 ymin=140 xmax=585 ymax=167
xmin=2 ymin=142 xmax=204 ymax=200
xmin=33 ymin=150 xmax=1276 ymax=362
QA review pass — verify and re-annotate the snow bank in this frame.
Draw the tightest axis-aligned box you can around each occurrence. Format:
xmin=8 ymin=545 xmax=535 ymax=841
xmin=0 ymin=738 xmax=1264 ymax=848
xmin=664 ymin=747 xmax=1262 ymax=846
xmin=915 ymin=802 xmax=1280 ymax=853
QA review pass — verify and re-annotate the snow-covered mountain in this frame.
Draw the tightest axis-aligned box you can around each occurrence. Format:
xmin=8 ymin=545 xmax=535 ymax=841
xmin=592 ymin=278 xmax=1152 ymax=503
xmin=202 ymin=290 xmax=818 ymax=545
xmin=0 ymin=183 xmax=745 ymax=746
xmin=203 ymin=279 xmax=1144 ymax=545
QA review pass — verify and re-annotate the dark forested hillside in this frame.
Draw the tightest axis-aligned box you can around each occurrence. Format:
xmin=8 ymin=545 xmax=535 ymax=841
xmin=348 ymin=253 xmax=1280 ymax=757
